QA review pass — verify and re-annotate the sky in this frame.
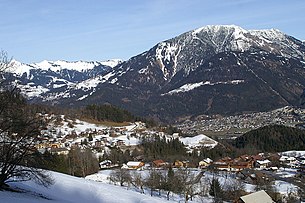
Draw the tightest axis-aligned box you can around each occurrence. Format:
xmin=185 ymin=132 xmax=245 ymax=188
xmin=0 ymin=0 xmax=304 ymax=63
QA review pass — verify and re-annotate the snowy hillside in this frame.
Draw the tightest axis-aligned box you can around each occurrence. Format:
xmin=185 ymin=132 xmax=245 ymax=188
xmin=180 ymin=134 xmax=218 ymax=149
xmin=0 ymin=171 xmax=173 ymax=203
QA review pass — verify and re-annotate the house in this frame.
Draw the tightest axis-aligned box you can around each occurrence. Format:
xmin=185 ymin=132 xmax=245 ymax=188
xmin=238 ymin=190 xmax=274 ymax=203
xmin=152 ymin=159 xmax=166 ymax=168
xmin=237 ymin=169 xmax=256 ymax=183
xmin=212 ymin=157 xmax=232 ymax=171
xmin=212 ymin=161 xmax=231 ymax=171
xmin=255 ymin=159 xmax=271 ymax=169
xmin=173 ymin=160 xmax=184 ymax=168
xmin=199 ymin=158 xmax=213 ymax=169
xmin=125 ymin=161 xmax=145 ymax=170
xmin=172 ymin=133 xmax=179 ymax=139
xmin=99 ymin=160 xmax=112 ymax=169
xmin=230 ymin=161 xmax=253 ymax=172
xmin=50 ymin=147 xmax=69 ymax=155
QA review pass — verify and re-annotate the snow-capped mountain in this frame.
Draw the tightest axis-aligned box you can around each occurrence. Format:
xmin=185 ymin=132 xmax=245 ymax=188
xmin=6 ymin=59 xmax=122 ymax=101
xmin=10 ymin=25 xmax=305 ymax=120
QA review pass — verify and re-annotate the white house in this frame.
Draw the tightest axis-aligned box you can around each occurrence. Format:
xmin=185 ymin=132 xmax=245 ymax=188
xmin=255 ymin=160 xmax=271 ymax=169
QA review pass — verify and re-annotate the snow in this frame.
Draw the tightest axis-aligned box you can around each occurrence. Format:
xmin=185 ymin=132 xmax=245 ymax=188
xmin=281 ymin=150 xmax=305 ymax=157
xmin=99 ymin=59 xmax=122 ymax=68
xmin=75 ymin=76 xmax=103 ymax=90
xmin=190 ymin=25 xmax=305 ymax=60
xmin=163 ymin=80 xmax=245 ymax=95
xmin=18 ymin=84 xmax=50 ymax=98
xmin=180 ymin=134 xmax=218 ymax=148
xmin=10 ymin=59 xmax=122 ymax=76
xmin=1 ymin=171 xmax=173 ymax=203
xmin=274 ymin=180 xmax=299 ymax=194
xmin=155 ymin=42 xmax=179 ymax=79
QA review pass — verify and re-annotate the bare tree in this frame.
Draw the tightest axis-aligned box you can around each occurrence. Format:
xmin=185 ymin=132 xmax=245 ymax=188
xmin=145 ymin=168 xmax=162 ymax=196
xmin=130 ymin=171 xmax=145 ymax=193
xmin=0 ymin=51 xmax=53 ymax=190
xmin=0 ymin=50 xmax=14 ymax=86
xmin=109 ymin=168 xmax=131 ymax=186
xmin=222 ymin=179 xmax=246 ymax=202
xmin=68 ymin=147 xmax=99 ymax=177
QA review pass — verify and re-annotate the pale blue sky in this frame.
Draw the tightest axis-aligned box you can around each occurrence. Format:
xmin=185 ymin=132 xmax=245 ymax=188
xmin=1 ymin=0 xmax=304 ymax=63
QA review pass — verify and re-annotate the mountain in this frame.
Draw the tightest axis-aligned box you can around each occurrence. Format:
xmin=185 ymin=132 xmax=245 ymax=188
xmin=10 ymin=25 xmax=305 ymax=121
xmin=7 ymin=59 xmax=122 ymax=102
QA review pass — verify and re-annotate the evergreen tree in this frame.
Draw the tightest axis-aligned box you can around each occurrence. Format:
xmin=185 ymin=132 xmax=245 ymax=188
xmin=209 ymin=177 xmax=223 ymax=201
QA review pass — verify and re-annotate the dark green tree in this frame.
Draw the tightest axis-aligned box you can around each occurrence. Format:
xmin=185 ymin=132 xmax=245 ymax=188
xmin=209 ymin=178 xmax=223 ymax=202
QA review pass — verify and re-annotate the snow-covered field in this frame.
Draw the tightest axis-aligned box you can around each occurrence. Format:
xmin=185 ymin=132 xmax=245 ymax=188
xmin=1 ymin=171 xmax=175 ymax=203
xmin=86 ymin=168 xmax=302 ymax=202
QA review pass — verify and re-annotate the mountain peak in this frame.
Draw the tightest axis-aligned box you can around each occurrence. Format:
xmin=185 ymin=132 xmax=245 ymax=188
xmin=192 ymin=24 xmax=247 ymax=35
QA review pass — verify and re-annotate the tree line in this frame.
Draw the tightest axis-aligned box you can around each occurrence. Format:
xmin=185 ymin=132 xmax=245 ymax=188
xmin=141 ymin=135 xmax=187 ymax=161
xmin=233 ymin=124 xmax=305 ymax=153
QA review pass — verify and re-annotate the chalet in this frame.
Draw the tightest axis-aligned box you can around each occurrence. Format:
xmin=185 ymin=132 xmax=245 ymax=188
xmin=152 ymin=159 xmax=166 ymax=168
xmin=237 ymin=169 xmax=256 ymax=183
xmin=173 ymin=160 xmax=184 ymax=168
xmin=255 ymin=159 xmax=271 ymax=169
xmin=50 ymin=147 xmax=69 ymax=155
xmin=199 ymin=158 xmax=213 ymax=169
xmin=172 ymin=133 xmax=179 ymax=139
xmin=230 ymin=161 xmax=253 ymax=172
xmin=212 ymin=157 xmax=232 ymax=171
xmin=125 ymin=161 xmax=145 ymax=170
xmin=251 ymin=154 xmax=264 ymax=162
xmin=99 ymin=160 xmax=112 ymax=169
xmin=238 ymin=190 xmax=274 ymax=203
xmin=212 ymin=161 xmax=231 ymax=171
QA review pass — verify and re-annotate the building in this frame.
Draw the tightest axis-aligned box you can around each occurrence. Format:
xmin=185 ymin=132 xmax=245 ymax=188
xmin=125 ymin=161 xmax=145 ymax=170
xmin=199 ymin=158 xmax=213 ymax=169
xmin=238 ymin=190 xmax=274 ymax=203
xmin=152 ymin=159 xmax=166 ymax=168
xmin=50 ymin=147 xmax=69 ymax=155
xmin=255 ymin=160 xmax=271 ymax=169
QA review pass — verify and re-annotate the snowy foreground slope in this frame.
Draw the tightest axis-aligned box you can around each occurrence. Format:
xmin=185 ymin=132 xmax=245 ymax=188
xmin=0 ymin=171 xmax=174 ymax=203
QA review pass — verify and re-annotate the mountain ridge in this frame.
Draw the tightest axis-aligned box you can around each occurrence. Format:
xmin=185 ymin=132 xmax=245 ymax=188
xmin=7 ymin=25 xmax=305 ymax=121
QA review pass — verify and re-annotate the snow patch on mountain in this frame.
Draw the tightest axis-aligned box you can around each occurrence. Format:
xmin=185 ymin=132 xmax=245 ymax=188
xmin=18 ymin=84 xmax=49 ymax=98
xmin=155 ymin=42 xmax=180 ymax=79
xmin=11 ymin=59 xmax=122 ymax=76
xmin=74 ymin=76 xmax=103 ymax=90
xmin=99 ymin=59 xmax=122 ymax=68
xmin=163 ymin=80 xmax=245 ymax=95
xmin=190 ymin=25 xmax=304 ymax=60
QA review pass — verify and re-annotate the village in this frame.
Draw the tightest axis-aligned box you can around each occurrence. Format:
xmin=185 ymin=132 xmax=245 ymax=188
xmin=32 ymin=114 xmax=305 ymax=194
xmin=176 ymin=106 xmax=305 ymax=136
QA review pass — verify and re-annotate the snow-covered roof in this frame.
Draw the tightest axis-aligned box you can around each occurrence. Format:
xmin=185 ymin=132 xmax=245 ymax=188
xmin=126 ymin=161 xmax=143 ymax=167
xmin=256 ymin=160 xmax=271 ymax=165
xmin=240 ymin=190 xmax=274 ymax=203
xmin=203 ymin=158 xmax=213 ymax=163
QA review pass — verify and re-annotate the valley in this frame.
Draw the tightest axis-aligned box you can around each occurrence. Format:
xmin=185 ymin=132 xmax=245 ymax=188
xmin=1 ymin=24 xmax=305 ymax=203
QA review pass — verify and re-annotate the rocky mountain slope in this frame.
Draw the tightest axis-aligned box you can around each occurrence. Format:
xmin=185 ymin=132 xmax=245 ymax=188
xmin=10 ymin=25 xmax=305 ymax=121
